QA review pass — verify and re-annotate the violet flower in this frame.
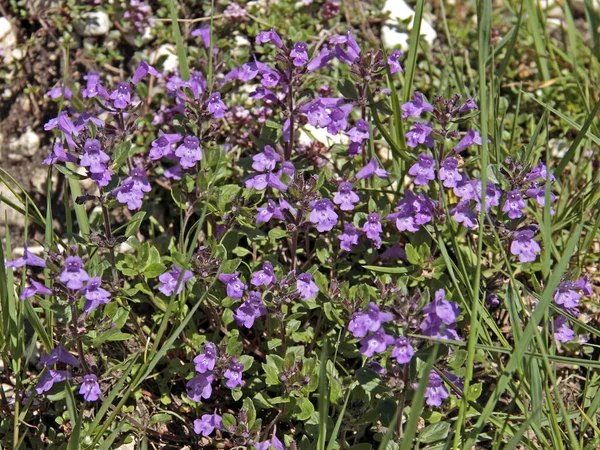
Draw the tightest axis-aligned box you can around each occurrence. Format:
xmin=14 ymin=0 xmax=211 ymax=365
xmin=290 ymin=42 xmax=309 ymax=66
xmin=59 ymin=256 xmax=89 ymax=290
xmin=256 ymin=28 xmax=284 ymax=48
xmin=359 ymin=329 xmax=394 ymax=358
xmin=131 ymin=60 xmax=158 ymax=85
xmin=79 ymin=374 xmax=101 ymax=402
xmin=296 ymin=273 xmax=319 ymax=299
xmin=391 ymin=337 xmax=414 ymax=364
xmin=387 ymin=50 xmax=403 ymax=74
xmin=149 ymin=133 xmax=181 ymax=160
xmin=309 ymin=199 xmax=338 ymax=232
xmin=40 ymin=346 xmax=80 ymax=367
xmin=473 ymin=181 xmax=502 ymax=213
xmin=408 ymin=152 xmax=435 ymax=186
xmin=194 ymin=411 xmax=224 ymax=437
xmin=453 ymin=128 xmax=482 ymax=153
xmin=348 ymin=302 xmax=394 ymax=338
xmin=251 ymin=262 xmax=276 ymax=287
xmin=175 ymin=136 xmax=203 ymax=169
xmin=82 ymin=277 xmax=111 ymax=313
xmin=234 ymin=291 xmax=267 ymax=328
xmin=218 ymin=272 xmax=247 ymax=300
xmin=502 ymin=189 xmax=526 ymax=219
xmin=406 ymin=122 xmax=434 ymax=148
xmin=401 ymin=92 xmax=433 ymax=119
xmin=439 ymin=158 xmax=461 ymax=188
xmin=333 ymin=182 xmax=360 ymax=211
xmin=451 ymin=201 xmax=477 ymax=229
xmin=36 ymin=370 xmax=70 ymax=395
xmin=252 ymin=145 xmax=281 ymax=172
xmin=424 ymin=371 xmax=449 ymax=406
xmin=510 ymin=229 xmax=541 ymax=263
xmin=207 ymin=92 xmax=228 ymax=119
xmin=20 ymin=279 xmax=53 ymax=300
xmin=254 ymin=436 xmax=285 ymax=450
xmin=157 ymin=265 xmax=193 ymax=296
xmin=346 ymin=119 xmax=370 ymax=143
xmin=224 ymin=359 xmax=244 ymax=389
xmin=81 ymin=71 xmax=109 ymax=99
xmin=194 ymin=343 xmax=218 ymax=374
xmin=110 ymin=82 xmax=132 ymax=109
xmin=187 ymin=373 xmax=214 ymax=402
xmin=338 ymin=223 xmax=360 ymax=251
xmin=553 ymin=316 xmax=574 ymax=343
xmin=459 ymin=98 xmax=478 ymax=113
xmin=5 ymin=244 xmax=46 ymax=268
xmin=256 ymin=199 xmax=285 ymax=224
xmin=355 ymin=157 xmax=389 ymax=180
xmin=362 ymin=213 xmax=382 ymax=248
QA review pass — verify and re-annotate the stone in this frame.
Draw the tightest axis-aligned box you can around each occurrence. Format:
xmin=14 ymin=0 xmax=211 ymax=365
xmin=0 ymin=185 xmax=25 ymax=227
xmin=298 ymin=124 xmax=349 ymax=147
xmin=8 ymin=128 xmax=41 ymax=161
xmin=381 ymin=0 xmax=437 ymax=51
xmin=0 ymin=17 xmax=18 ymax=64
xmin=74 ymin=11 xmax=111 ymax=37
xmin=152 ymin=44 xmax=179 ymax=74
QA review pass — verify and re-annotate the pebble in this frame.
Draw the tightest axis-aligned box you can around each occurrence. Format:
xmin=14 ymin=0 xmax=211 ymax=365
xmin=8 ymin=128 xmax=41 ymax=161
xmin=152 ymin=44 xmax=179 ymax=74
xmin=74 ymin=11 xmax=111 ymax=37
xmin=381 ymin=0 xmax=437 ymax=51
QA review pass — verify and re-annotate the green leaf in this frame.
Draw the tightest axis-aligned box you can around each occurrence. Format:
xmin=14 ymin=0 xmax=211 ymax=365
xmin=294 ymin=397 xmax=315 ymax=421
xmin=268 ymin=228 xmax=288 ymax=241
xmin=221 ymin=413 xmax=237 ymax=430
xmin=243 ymin=397 xmax=257 ymax=428
xmin=419 ymin=421 xmax=450 ymax=444
xmin=112 ymin=141 xmax=132 ymax=170
xmin=55 ymin=164 xmax=87 ymax=181
xmin=149 ymin=414 xmax=172 ymax=425
xmin=405 ymin=243 xmax=422 ymax=266
xmin=125 ymin=211 xmax=146 ymax=237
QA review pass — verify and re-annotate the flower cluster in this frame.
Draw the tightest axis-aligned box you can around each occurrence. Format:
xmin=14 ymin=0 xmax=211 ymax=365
xmin=552 ymin=276 xmax=592 ymax=343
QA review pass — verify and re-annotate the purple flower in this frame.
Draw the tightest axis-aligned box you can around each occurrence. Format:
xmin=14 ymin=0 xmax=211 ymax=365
xmin=36 ymin=370 xmax=70 ymax=395
xmin=218 ymin=272 xmax=247 ymax=300
xmin=246 ymin=173 xmax=269 ymax=190
xmin=43 ymin=141 xmax=78 ymax=165
xmin=326 ymin=103 xmax=353 ymax=135
xmin=5 ymin=244 xmax=46 ymax=268
xmin=254 ymin=436 xmax=285 ymax=450
xmin=309 ymin=199 xmax=338 ymax=232
xmin=175 ymin=136 xmax=202 ymax=169
xmin=406 ymin=122 xmax=434 ymax=148
xmin=553 ymin=316 xmax=574 ymax=343
xmin=389 ymin=190 xmax=435 ymax=232
xmin=525 ymin=183 xmax=556 ymax=211
xmin=194 ymin=411 xmax=223 ymax=437
xmin=40 ymin=346 xmax=80 ymax=367
xmin=359 ymin=329 xmax=394 ymax=358
xmin=331 ymin=30 xmax=361 ymax=65
xmin=290 ymin=42 xmax=309 ymax=66
xmin=451 ymin=201 xmax=477 ymax=229
xmin=187 ymin=373 xmax=214 ymax=402
xmin=502 ymin=189 xmax=526 ymax=219
xmin=423 ymin=289 xmax=460 ymax=325
xmin=362 ymin=213 xmax=382 ymax=248
xmin=132 ymin=60 xmax=158 ymax=85
xmin=191 ymin=26 xmax=211 ymax=48
xmin=346 ymin=119 xmax=370 ymax=143
xmin=234 ymin=291 xmax=267 ymax=328
xmin=20 ymin=279 xmax=53 ymax=300
xmin=251 ymin=262 xmax=276 ymax=287
xmin=526 ymin=161 xmax=555 ymax=183
xmin=348 ymin=302 xmax=394 ymax=338
xmin=355 ymin=157 xmax=389 ymax=180
xmin=453 ymin=176 xmax=476 ymax=201
xmin=401 ymin=92 xmax=433 ymax=119
xmin=224 ymin=359 xmax=244 ymax=389
xmin=473 ymin=181 xmax=502 ymax=213
xmin=82 ymin=277 xmax=111 ymax=313
xmin=387 ymin=50 xmax=403 ymax=74
xmin=333 ymin=182 xmax=360 ymax=211
xmin=256 ymin=199 xmax=285 ymax=224
xmin=338 ymin=223 xmax=360 ymax=251
xmin=424 ymin=371 xmax=449 ymax=406
xmin=224 ymin=2 xmax=246 ymax=20
xmin=296 ymin=273 xmax=319 ymax=299
xmin=113 ymin=178 xmax=143 ymax=210
xmin=80 ymin=139 xmax=110 ymax=176
xmin=459 ymin=98 xmax=478 ymax=113
xmin=554 ymin=281 xmax=581 ymax=309
xmin=46 ymin=86 xmax=72 ymax=100
xmin=256 ymin=28 xmax=283 ymax=48
xmin=158 ymin=265 xmax=193 ymax=296
xmin=391 ymin=337 xmax=414 ymax=364
xmin=252 ymin=145 xmax=281 ymax=172
xmin=110 ymin=82 xmax=132 ymax=109
xmin=81 ymin=71 xmax=108 ymax=99
xmin=439 ymin=158 xmax=461 ymax=188
xmin=188 ymin=71 xmax=208 ymax=99
xmin=510 ymin=229 xmax=541 ymax=263
xmin=79 ymin=374 xmax=101 ymax=402
xmin=149 ymin=133 xmax=182 ymax=160
xmin=59 ymin=256 xmax=89 ymax=290
xmin=408 ymin=152 xmax=435 ymax=186
xmin=194 ymin=343 xmax=218 ymax=373
xmin=453 ymin=129 xmax=482 ymax=153
xmin=207 ymin=92 xmax=228 ymax=119
xmin=573 ymin=276 xmax=593 ymax=296
xmin=307 ymin=47 xmax=334 ymax=72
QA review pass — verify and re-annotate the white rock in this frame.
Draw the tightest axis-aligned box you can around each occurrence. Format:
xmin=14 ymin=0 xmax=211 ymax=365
xmin=381 ymin=0 xmax=437 ymax=51
xmin=8 ymin=128 xmax=40 ymax=161
xmin=124 ymin=26 xmax=154 ymax=46
xmin=75 ymin=11 xmax=111 ymax=37
xmin=298 ymin=124 xmax=349 ymax=147
xmin=232 ymin=33 xmax=251 ymax=59
xmin=152 ymin=44 xmax=179 ymax=74
xmin=549 ymin=138 xmax=569 ymax=158
xmin=0 ymin=17 xmax=18 ymax=64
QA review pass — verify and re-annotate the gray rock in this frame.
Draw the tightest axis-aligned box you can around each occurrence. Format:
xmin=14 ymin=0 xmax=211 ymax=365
xmin=75 ymin=11 xmax=111 ymax=37
xmin=0 ymin=17 xmax=17 ymax=64
xmin=8 ymin=128 xmax=41 ymax=161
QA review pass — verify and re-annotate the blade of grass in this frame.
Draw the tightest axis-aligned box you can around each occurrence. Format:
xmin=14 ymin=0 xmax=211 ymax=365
xmin=402 ymin=0 xmax=424 ymax=103
xmin=325 ymin=382 xmax=356 ymax=450
xmin=316 ymin=342 xmax=329 ymax=450
xmin=165 ymin=0 xmax=190 ymax=80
